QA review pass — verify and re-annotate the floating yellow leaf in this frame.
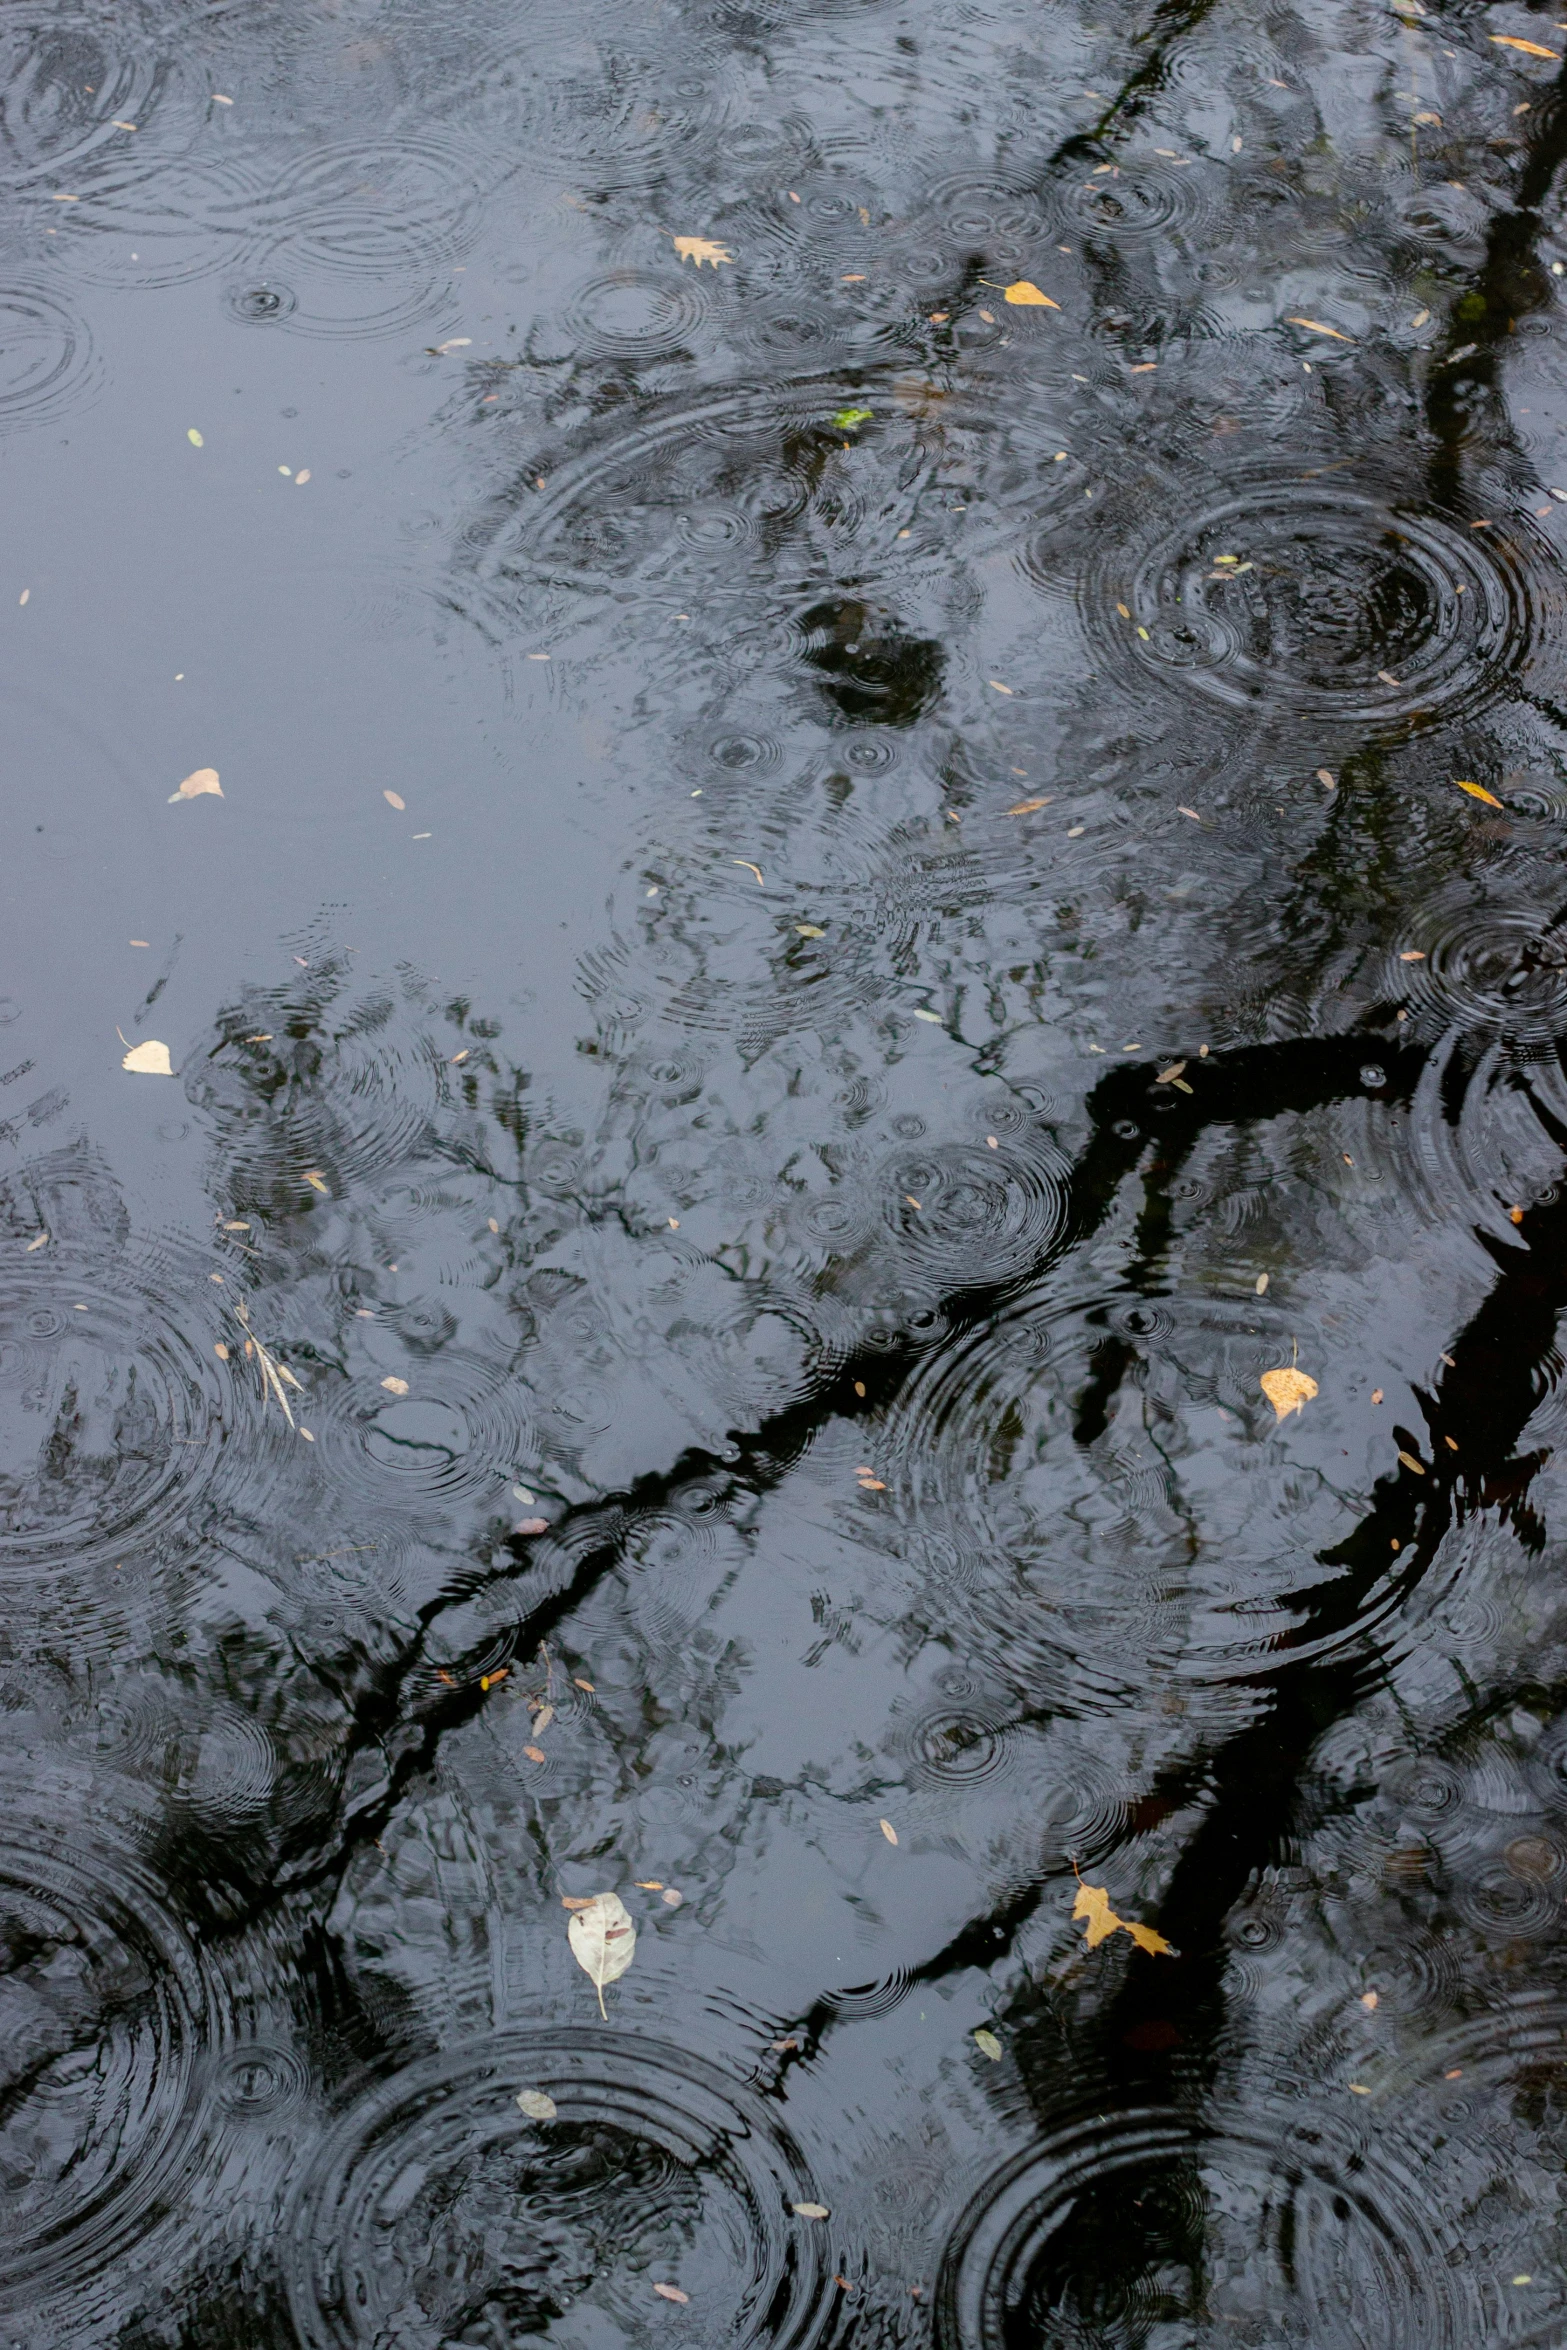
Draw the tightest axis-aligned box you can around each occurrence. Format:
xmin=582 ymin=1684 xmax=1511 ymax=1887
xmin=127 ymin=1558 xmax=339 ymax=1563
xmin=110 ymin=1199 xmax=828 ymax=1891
xmin=380 ymin=1375 xmax=409 ymax=1396
xmin=1003 ymin=280 xmax=1059 ymax=307
xmin=1072 ymin=1880 xmax=1175 ymax=1956
xmin=25 ymin=1230 xmax=47 ymax=1251
xmin=187 ymin=427 xmax=204 ymax=446
xmin=1008 ymin=797 xmax=1051 ymax=814
xmin=673 ymin=235 xmax=733 ymax=267
xmin=795 ymin=923 xmax=826 ymax=937
xmin=1491 ymin=33 xmax=1560 ymax=55
xmin=1455 ymin=779 xmax=1503 ymax=808
xmin=973 ymin=2028 xmax=1004 ymax=2060
xmin=653 ymin=2285 xmax=689 ymax=2305
xmin=169 ymin=767 xmax=221 ymax=802
xmin=516 ymin=2089 xmax=558 ymax=2120
xmin=1260 ymin=1365 xmax=1318 ymax=1421
xmin=792 ymin=2202 xmax=830 ymax=2220
xmin=122 ymin=1039 xmax=174 ymax=1075
xmin=879 ymin=1817 xmax=899 ymax=1844
xmin=303 ymin=1169 xmax=329 ymax=1194
xmin=1285 ymin=316 xmax=1354 ymax=341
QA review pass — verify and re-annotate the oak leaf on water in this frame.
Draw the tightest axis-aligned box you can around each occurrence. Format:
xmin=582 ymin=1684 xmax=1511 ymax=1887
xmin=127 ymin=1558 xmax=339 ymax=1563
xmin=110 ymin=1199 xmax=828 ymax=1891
xmin=568 ymin=1890 xmax=637 ymax=2017
xmin=1072 ymin=1880 xmax=1175 ymax=1956
xmin=1260 ymin=1366 xmax=1318 ymax=1422
xmin=673 ymin=236 xmax=733 ymax=267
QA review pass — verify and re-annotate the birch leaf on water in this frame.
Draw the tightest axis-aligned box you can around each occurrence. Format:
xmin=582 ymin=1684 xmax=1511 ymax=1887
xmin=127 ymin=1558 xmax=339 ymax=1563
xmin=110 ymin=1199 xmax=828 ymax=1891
xmin=1260 ymin=1365 xmax=1318 ymax=1422
xmin=1003 ymin=280 xmax=1058 ymax=307
xmin=568 ymin=1890 xmax=636 ymax=2016
xmin=122 ymin=1039 xmax=174 ymax=1075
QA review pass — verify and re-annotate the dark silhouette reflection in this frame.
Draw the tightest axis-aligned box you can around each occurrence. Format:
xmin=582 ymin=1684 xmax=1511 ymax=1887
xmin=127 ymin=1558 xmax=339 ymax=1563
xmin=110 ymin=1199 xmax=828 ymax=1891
xmin=797 ymin=597 xmax=945 ymax=726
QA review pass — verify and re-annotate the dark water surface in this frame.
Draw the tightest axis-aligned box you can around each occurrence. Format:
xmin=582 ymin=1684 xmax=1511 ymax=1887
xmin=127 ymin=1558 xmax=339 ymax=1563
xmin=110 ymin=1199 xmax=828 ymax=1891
xmin=8 ymin=0 xmax=1567 ymax=2339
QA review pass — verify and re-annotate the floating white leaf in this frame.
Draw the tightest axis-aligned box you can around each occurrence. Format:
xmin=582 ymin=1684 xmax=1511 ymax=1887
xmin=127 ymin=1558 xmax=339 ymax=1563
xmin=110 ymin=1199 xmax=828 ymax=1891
xmin=568 ymin=1890 xmax=636 ymax=2017
xmin=516 ymin=2089 xmax=558 ymax=2120
xmin=122 ymin=1039 xmax=174 ymax=1075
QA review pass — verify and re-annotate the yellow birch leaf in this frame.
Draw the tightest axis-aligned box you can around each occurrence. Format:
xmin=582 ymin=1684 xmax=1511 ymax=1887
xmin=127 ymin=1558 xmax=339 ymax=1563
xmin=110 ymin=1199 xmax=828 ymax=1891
xmin=673 ymin=236 xmax=733 ymax=267
xmin=122 ymin=1039 xmax=174 ymax=1075
xmin=1003 ymin=280 xmax=1059 ymax=307
xmin=169 ymin=767 xmax=222 ymax=802
xmin=1260 ymin=1366 xmax=1318 ymax=1421
xmin=1455 ymin=779 xmax=1503 ymax=808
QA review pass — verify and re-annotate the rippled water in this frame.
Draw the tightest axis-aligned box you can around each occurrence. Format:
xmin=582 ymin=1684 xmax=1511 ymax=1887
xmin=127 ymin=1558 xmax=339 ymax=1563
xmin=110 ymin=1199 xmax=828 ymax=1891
xmin=7 ymin=0 xmax=1567 ymax=2338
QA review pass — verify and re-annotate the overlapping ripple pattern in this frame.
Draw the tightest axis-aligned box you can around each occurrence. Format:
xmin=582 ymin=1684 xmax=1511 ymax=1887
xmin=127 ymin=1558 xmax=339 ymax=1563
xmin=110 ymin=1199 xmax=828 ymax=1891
xmin=9 ymin=0 xmax=1567 ymax=2339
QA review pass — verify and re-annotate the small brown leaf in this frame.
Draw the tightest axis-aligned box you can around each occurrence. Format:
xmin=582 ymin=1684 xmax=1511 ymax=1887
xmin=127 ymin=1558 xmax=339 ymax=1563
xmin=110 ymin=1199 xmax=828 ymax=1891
xmin=1317 ymin=768 xmax=1336 ymax=790
xmin=652 ymin=2284 xmax=690 ymax=2304
xmin=1397 ymin=1449 xmax=1427 ymax=1474
xmin=792 ymin=2202 xmax=830 ymax=2219
xmin=1361 ymin=1990 xmax=1379 ymax=2010
xmin=1260 ymin=1366 xmax=1317 ymax=1422
xmin=524 ymin=1743 xmax=547 ymax=1762
xmin=879 ymin=1818 xmax=899 ymax=1844
xmin=384 ymin=790 xmax=406 ymax=810
xmin=380 ymin=1375 xmax=410 ymax=1396
xmin=1007 ymin=797 xmax=1051 ymax=814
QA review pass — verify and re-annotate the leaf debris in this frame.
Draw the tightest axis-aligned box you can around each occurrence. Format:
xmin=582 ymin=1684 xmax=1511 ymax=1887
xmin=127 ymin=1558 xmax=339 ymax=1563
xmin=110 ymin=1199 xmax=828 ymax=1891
xmin=1072 ymin=1879 xmax=1176 ymax=1956
xmin=169 ymin=767 xmax=222 ymax=802
xmin=673 ymin=236 xmax=732 ymax=267
xmin=568 ymin=1890 xmax=636 ymax=2017
xmin=1261 ymin=1365 xmax=1317 ymax=1421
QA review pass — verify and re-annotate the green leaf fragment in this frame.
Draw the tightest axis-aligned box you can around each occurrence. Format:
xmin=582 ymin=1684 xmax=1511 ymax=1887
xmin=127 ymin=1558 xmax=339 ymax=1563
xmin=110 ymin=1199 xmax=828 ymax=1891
xmin=831 ymin=407 xmax=873 ymax=430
